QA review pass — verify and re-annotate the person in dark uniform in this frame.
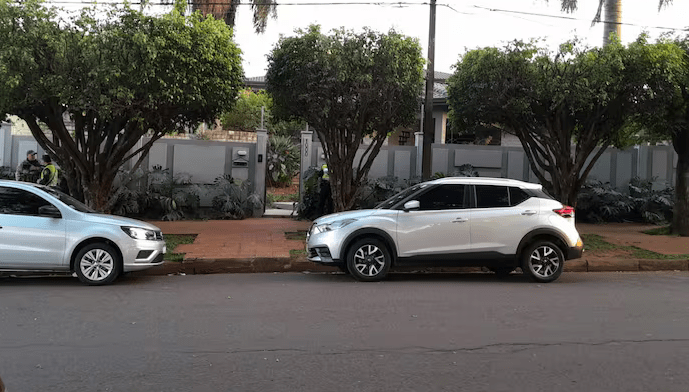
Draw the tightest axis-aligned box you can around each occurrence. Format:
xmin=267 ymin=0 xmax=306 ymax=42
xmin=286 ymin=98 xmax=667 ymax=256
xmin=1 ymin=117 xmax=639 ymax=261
xmin=15 ymin=149 xmax=43 ymax=183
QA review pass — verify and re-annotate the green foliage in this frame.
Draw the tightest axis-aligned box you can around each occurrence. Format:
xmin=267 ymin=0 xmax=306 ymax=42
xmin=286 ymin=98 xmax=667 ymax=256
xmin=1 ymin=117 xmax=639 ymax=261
xmin=164 ymin=234 xmax=197 ymax=262
xmin=297 ymin=167 xmax=327 ymax=220
xmin=220 ymin=89 xmax=272 ymax=131
xmin=0 ymin=1 xmax=244 ymax=211
xmin=576 ymin=179 xmax=634 ymax=223
xmin=267 ymin=191 xmax=299 ymax=205
xmin=628 ymin=177 xmax=674 ymax=224
xmin=219 ymin=88 xmax=306 ymax=139
xmin=267 ymin=25 xmax=425 ymax=211
xmin=357 ymin=176 xmax=412 ymax=210
xmin=627 ymin=35 xmax=689 ymax=235
xmin=267 ymin=135 xmax=300 ymax=187
xmin=210 ymin=175 xmax=263 ymax=219
xmin=107 ymin=168 xmax=147 ymax=217
xmin=147 ymin=166 xmax=204 ymax=221
xmin=447 ymin=37 xmax=671 ymax=206
xmin=576 ymin=177 xmax=674 ymax=224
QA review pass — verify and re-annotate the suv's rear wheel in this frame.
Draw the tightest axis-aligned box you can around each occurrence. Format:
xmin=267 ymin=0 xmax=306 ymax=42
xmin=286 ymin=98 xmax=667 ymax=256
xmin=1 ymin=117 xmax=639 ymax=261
xmin=347 ymin=238 xmax=392 ymax=282
xmin=522 ymin=241 xmax=564 ymax=283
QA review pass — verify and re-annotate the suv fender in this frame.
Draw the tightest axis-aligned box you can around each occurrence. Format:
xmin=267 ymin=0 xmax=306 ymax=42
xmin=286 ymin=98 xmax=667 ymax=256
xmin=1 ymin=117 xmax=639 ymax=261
xmin=517 ymin=228 xmax=569 ymax=259
xmin=341 ymin=228 xmax=398 ymax=264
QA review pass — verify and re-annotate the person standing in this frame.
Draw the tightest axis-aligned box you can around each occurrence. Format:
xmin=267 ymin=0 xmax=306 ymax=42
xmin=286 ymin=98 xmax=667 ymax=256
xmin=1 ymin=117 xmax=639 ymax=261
xmin=38 ymin=154 xmax=59 ymax=187
xmin=15 ymin=149 xmax=43 ymax=183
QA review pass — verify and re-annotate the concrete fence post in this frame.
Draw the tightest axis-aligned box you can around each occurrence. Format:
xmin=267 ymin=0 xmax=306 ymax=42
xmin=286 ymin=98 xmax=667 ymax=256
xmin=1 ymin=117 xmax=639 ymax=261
xmin=0 ymin=121 xmax=10 ymax=168
xmin=414 ymin=131 xmax=424 ymax=178
xmin=300 ymin=125 xmax=313 ymax=199
xmin=255 ymin=129 xmax=268 ymax=217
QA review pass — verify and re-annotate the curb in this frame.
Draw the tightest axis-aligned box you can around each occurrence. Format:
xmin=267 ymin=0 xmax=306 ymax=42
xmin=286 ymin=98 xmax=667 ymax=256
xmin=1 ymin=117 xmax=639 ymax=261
xmin=132 ymin=257 xmax=689 ymax=276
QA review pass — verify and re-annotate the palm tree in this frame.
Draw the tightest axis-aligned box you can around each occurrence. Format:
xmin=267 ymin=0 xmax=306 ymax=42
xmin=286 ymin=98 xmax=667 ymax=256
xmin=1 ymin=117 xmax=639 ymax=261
xmin=558 ymin=0 xmax=674 ymax=45
xmin=192 ymin=0 xmax=277 ymax=34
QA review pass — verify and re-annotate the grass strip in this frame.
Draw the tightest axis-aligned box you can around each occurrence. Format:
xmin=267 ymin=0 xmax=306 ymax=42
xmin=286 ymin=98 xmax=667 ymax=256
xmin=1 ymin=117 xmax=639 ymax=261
xmin=164 ymin=234 xmax=198 ymax=262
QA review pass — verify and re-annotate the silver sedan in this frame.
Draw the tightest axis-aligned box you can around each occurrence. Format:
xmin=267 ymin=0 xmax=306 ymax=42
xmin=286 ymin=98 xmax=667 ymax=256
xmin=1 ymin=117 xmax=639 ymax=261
xmin=0 ymin=180 xmax=165 ymax=285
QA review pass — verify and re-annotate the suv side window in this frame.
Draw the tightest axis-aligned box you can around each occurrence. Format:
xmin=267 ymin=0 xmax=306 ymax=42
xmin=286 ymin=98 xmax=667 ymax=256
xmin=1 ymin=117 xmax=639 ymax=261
xmin=416 ymin=184 xmax=467 ymax=211
xmin=0 ymin=186 xmax=53 ymax=216
xmin=475 ymin=185 xmax=510 ymax=208
xmin=509 ymin=187 xmax=531 ymax=206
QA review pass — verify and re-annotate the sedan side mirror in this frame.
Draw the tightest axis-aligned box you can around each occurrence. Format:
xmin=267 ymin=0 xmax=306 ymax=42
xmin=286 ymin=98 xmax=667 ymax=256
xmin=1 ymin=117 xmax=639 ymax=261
xmin=38 ymin=205 xmax=62 ymax=219
xmin=403 ymin=200 xmax=420 ymax=212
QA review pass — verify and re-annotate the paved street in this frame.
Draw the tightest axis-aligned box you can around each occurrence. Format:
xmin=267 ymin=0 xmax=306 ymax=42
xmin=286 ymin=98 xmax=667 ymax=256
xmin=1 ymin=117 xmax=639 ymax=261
xmin=2 ymin=271 xmax=689 ymax=392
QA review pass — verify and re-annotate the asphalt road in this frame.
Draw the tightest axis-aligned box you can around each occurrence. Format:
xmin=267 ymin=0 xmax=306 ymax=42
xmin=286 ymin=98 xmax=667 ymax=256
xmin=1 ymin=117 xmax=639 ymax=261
xmin=1 ymin=271 xmax=689 ymax=392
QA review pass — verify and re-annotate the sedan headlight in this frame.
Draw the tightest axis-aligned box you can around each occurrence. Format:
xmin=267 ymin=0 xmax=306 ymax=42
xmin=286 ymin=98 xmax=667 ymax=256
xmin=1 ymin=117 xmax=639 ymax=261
xmin=121 ymin=226 xmax=157 ymax=240
xmin=312 ymin=219 xmax=357 ymax=234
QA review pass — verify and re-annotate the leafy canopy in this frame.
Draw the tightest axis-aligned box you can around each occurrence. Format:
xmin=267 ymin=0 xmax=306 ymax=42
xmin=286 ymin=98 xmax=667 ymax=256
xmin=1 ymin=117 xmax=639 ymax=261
xmin=0 ymin=0 xmax=244 ymax=211
xmin=266 ymin=25 xmax=424 ymax=211
xmin=447 ymin=37 xmax=669 ymax=205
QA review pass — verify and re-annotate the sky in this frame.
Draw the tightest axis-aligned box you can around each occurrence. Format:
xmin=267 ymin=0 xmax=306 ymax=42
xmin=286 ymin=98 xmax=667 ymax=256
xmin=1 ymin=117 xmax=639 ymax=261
xmin=226 ymin=0 xmax=689 ymax=78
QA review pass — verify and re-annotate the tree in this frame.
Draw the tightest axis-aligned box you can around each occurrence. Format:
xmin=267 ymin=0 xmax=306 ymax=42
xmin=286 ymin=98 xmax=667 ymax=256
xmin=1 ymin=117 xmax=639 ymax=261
xmin=629 ymin=35 xmax=689 ymax=236
xmin=556 ymin=0 xmax=673 ymax=45
xmin=447 ymin=38 xmax=663 ymax=206
xmin=221 ymin=89 xmax=273 ymax=131
xmin=192 ymin=0 xmax=276 ymax=34
xmin=266 ymin=25 xmax=424 ymax=212
xmin=0 ymin=0 xmax=244 ymax=211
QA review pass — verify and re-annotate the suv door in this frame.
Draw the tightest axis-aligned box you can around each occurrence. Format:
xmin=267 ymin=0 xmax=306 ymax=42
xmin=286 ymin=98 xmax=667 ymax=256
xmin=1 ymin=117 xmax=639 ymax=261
xmin=396 ymin=184 xmax=471 ymax=258
xmin=470 ymin=185 xmax=540 ymax=255
xmin=0 ymin=186 xmax=67 ymax=269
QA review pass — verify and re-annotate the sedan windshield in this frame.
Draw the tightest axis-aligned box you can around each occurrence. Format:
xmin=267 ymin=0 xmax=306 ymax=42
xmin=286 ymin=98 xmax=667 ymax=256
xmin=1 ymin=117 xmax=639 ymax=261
xmin=375 ymin=184 xmax=426 ymax=210
xmin=41 ymin=186 xmax=95 ymax=213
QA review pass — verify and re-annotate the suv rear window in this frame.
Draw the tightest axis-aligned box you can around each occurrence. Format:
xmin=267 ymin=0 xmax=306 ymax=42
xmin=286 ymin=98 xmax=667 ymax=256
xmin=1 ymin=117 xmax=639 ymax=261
xmin=509 ymin=187 xmax=531 ymax=206
xmin=475 ymin=185 xmax=510 ymax=208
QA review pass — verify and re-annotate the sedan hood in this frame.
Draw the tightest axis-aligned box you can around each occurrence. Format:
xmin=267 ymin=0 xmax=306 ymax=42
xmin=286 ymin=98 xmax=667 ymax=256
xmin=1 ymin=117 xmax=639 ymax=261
xmin=82 ymin=213 xmax=162 ymax=231
xmin=315 ymin=209 xmax=378 ymax=225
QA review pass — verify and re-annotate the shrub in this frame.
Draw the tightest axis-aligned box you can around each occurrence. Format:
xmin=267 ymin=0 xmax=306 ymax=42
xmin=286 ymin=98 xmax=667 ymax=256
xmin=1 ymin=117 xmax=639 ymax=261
xmin=629 ymin=177 xmax=674 ymax=224
xmin=575 ymin=177 xmax=674 ymax=224
xmin=356 ymin=176 xmax=411 ymax=209
xmin=267 ymin=135 xmax=300 ymax=187
xmin=576 ymin=179 xmax=634 ymax=223
xmin=146 ymin=166 xmax=203 ymax=221
xmin=210 ymin=175 xmax=263 ymax=219
xmin=297 ymin=167 xmax=328 ymax=220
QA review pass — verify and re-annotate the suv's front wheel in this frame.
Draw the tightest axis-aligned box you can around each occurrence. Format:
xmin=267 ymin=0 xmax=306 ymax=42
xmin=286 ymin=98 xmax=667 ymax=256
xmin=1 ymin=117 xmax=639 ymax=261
xmin=522 ymin=240 xmax=564 ymax=283
xmin=347 ymin=238 xmax=392 ymax=282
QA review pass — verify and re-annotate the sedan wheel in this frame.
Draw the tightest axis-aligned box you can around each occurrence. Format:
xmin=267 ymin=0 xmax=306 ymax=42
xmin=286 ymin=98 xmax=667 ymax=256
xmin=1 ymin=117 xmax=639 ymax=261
xmin=347 ymin=238 xmax=392 ymax=282
xmin=522 ymin=241 xmax=564 ymax=283
xmin=75 ymin=243 xmax=121 ymax=285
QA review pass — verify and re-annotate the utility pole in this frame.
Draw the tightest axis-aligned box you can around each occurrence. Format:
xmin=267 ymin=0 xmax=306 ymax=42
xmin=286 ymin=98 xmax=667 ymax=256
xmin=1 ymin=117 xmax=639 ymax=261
xmin=421 ymin=0 xmax=436 ymax=180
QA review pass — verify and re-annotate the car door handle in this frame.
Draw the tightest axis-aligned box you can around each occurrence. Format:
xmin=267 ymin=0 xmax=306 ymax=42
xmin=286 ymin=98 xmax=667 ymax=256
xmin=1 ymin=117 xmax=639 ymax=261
xmin=452 ymin=218 xmax=468 ymax=223
xmin=521 ymin=210 xmax=537 ymax=216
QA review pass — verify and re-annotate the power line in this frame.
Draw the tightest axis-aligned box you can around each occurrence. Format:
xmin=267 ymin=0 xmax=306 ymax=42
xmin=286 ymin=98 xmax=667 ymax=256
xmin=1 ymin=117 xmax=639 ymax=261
xmin=470 ymin=4 xmax=689 ymax=32
xmin=19 ymin=0 xmax=689 ymax=31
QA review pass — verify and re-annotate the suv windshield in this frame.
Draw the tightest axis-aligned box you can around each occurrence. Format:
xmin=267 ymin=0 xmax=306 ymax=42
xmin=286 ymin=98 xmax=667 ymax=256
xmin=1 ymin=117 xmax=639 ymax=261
xmin=375 ymin=184 xmax=427 ymax=210
xmin=41 ymin=186 xmax=95 ymax=213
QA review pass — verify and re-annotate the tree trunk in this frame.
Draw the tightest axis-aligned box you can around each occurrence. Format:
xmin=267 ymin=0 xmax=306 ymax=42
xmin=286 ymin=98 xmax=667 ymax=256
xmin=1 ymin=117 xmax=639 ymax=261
xmin=603 ymin=0 xmax=622 ymax=46
xmin=672 ymin=130 xmax=689 ymax=236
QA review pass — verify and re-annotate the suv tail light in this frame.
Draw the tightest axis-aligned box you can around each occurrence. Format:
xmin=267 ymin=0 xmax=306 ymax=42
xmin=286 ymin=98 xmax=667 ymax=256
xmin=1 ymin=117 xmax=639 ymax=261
xmin=553 ymin=206 xmax=575 ymax=218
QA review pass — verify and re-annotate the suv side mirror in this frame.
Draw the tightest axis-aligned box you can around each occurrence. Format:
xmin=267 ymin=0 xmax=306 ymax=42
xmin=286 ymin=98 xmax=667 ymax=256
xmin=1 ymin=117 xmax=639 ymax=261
xmin=38 ymin=205 xmax=62 ymax=219
xmin=403 ymin=200 xmax=420 ymax=212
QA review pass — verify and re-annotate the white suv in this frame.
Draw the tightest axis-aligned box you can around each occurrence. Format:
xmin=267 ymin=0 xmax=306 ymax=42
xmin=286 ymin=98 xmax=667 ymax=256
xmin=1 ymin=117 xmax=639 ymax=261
xmin=306 ymin=177 xmax=583 ymax=283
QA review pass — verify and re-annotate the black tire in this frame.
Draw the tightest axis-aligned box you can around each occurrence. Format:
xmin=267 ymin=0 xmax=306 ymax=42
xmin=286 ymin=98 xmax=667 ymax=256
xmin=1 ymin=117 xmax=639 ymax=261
xmin=521 ymin=240 xmax=564 ymax=283
xmin=346 ymin=238 xmax=392 ymax=282
xmin=74 ymin=243 xmax=121 ymax=286
xmin=489 ymin=267 xmax=514 ymax=278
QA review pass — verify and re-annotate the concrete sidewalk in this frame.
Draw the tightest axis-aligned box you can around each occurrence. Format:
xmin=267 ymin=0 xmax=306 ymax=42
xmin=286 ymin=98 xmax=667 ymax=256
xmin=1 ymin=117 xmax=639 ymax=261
xmin=137 ymin=219 xmax=689 ymax=276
